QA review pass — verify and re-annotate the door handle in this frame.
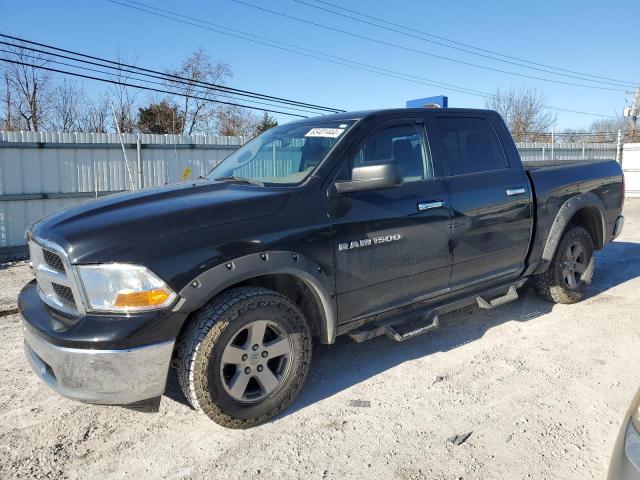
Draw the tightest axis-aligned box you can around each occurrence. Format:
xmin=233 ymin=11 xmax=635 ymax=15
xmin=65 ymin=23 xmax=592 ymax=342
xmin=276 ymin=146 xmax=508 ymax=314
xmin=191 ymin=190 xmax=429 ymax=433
xmin=418 ymin=200 xmax=445 ymax=211
xmin=505 ymin=187 xmax=527 ymax=196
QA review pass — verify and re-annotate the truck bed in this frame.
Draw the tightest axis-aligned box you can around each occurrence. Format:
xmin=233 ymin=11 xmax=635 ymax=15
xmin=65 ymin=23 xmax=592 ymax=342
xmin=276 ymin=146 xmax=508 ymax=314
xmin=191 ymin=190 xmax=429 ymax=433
xmin=524 ymin=159 xmax=624 ymax=276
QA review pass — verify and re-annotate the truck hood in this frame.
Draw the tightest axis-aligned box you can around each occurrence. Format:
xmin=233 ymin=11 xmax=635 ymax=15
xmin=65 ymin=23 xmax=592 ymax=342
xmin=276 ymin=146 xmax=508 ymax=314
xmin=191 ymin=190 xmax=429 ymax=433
xmin=29 ymin=181 xmax=289 ymax=263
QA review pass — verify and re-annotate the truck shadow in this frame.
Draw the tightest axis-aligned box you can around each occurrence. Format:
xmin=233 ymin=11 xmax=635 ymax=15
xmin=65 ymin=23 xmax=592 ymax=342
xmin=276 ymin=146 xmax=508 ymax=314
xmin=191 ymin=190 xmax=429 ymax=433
xmin=163 ymin=241 xmax=640 ymax=418
xmin=283 ymin=283 xmax=554 ymax=419
xmin=583 ymin=240 xmax=640 ymax=296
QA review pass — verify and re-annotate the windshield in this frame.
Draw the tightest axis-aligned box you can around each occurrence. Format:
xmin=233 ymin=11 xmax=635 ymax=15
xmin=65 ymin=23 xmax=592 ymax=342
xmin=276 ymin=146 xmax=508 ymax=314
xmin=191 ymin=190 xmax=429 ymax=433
xmin=208 ymin=120 xmax=355 ymax=185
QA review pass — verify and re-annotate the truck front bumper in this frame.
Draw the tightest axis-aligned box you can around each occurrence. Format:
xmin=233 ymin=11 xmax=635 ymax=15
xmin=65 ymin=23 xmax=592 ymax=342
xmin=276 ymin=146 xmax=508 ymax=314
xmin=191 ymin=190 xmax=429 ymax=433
xmin=19 ymin=281 xmax=176 ymax=405
xmin=23 ymin=324 xmax=174 ymax=405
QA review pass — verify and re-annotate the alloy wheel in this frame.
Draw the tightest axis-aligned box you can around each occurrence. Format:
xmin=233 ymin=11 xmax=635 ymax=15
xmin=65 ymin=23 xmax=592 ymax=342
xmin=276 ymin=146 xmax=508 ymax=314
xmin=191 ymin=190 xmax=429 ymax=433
xmin=219 ymin=320 xmax=292 ymax=403
xmin=562 ymin=241 xmax=588 ymax=289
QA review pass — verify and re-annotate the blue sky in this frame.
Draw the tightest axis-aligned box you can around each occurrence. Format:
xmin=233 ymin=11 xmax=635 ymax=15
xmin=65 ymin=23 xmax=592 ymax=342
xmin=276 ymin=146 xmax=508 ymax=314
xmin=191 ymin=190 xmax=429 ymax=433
xmin=1 ymin=0 xmax=638 ymax=130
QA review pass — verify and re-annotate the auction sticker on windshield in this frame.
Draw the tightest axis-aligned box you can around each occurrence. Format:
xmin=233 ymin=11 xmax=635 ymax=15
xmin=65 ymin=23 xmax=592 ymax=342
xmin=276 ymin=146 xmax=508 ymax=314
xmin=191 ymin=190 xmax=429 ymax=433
xmin=305 ymin=128 xmax=345 ymax=138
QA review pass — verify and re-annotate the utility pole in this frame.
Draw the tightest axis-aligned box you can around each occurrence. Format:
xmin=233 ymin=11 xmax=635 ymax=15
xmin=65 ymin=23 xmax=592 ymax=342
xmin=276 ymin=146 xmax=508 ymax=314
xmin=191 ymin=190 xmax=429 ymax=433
xmin=634 ymin=88 xmax=639 ymax=142
xmin=625 ymin=87 xmax=640 ymax=142
xmin=616 ymin=129 xmax=623 ymax=163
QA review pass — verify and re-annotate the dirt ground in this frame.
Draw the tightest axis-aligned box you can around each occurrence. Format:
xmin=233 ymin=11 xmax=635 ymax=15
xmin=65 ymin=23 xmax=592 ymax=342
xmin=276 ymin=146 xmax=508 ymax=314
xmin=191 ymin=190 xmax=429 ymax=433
xmin=1 ymin=201 xmax=639 ymax=480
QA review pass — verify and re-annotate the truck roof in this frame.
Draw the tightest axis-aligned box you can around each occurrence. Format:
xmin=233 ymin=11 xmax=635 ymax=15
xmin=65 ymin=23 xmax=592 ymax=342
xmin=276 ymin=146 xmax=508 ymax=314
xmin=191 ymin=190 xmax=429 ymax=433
xmin=289 ymin=108 xmax=497 ymax=124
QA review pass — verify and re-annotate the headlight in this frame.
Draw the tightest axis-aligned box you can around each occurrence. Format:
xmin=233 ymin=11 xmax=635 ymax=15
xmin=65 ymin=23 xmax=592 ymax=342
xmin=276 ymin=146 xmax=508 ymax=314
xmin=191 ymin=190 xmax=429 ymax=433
xmin=632 ymin=394 xmax=640 ymax=433
xmin=77 ymin=264 xmax=177 ymax=312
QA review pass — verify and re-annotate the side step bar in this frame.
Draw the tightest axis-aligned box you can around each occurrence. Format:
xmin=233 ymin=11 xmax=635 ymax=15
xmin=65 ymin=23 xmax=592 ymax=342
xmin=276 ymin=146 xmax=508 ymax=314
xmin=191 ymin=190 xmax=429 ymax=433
xmin=349 ymin=280 xmax=525 ymax=343
xmin=350 ymin=312 xmax=439 ymax=343
xmin=385 ymin=313 xmax=439 ymax=342
xmin=476 ymin=285 xmax=519 ymax=310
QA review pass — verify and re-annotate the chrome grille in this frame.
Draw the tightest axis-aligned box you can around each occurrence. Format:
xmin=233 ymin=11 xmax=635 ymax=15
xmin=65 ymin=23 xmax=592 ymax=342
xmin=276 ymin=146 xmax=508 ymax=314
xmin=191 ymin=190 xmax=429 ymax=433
xmin=52 ymin=283 xmax=75 ymax=304
xmin=28 ymin=238 xmax=84 ymax=316
xmin=42 ymin=249 xmax=65 ymax=272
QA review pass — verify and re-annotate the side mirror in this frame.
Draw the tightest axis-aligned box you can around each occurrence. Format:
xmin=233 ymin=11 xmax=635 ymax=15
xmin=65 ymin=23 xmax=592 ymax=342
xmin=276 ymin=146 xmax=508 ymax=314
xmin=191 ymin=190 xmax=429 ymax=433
xmin=334 ymin=161 xmax=401 ymax=194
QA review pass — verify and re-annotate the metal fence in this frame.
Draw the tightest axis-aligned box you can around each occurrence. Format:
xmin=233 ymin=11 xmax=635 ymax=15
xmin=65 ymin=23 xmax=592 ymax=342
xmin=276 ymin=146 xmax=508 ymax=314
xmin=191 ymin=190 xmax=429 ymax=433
xmin=515 ymin=142 xmax=617 ymax=162
xmin=0 ymin=131 xmax=627 ymax=259
xmin=0 ymin=131 xmax=247 ymax=257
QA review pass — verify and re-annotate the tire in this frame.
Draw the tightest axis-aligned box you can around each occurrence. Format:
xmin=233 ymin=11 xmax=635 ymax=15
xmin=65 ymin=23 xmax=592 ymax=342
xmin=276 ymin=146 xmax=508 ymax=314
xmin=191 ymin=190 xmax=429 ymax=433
xmin=176 ymin=286 xmax=312 ymax=429
xmin=534 ymin=225 xmax=595 ymax=304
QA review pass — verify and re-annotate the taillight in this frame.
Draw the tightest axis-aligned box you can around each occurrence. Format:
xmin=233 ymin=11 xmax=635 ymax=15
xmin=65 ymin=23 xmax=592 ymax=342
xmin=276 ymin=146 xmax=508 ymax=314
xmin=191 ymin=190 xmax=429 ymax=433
xmin=621 ymin=174 xmax=625 ymax=211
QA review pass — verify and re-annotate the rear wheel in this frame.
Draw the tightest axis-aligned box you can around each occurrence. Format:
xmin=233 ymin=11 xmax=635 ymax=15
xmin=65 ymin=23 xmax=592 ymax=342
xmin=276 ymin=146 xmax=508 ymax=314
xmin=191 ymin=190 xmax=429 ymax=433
xmin=176 ymin=287 xmax=312 ymax=428
xmin=534 ymin=225 xmax=595 ymax=304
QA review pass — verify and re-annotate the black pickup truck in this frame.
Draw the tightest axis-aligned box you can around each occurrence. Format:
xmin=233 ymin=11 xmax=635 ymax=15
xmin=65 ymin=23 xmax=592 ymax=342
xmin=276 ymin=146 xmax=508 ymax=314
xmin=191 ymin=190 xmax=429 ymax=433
xmin=19 ymin=108 xmax=625 ymax=428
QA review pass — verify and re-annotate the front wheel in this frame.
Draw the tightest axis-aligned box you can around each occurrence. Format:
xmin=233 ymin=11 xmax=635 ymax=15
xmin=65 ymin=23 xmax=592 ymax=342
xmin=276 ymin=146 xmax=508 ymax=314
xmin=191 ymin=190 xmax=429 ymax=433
xmin=176 ymin=287 xmax=312 ymax=428
xmin=534 ymin=225 xmax=595 ymax=304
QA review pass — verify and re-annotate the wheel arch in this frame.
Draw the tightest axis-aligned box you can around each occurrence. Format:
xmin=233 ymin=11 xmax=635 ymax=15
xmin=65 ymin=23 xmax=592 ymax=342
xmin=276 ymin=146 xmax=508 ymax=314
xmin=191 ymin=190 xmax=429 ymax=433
xmin=174 ymin=251 xmax=337 ymax=344
xmin=537 ymin=192 xmax=606 ymax=274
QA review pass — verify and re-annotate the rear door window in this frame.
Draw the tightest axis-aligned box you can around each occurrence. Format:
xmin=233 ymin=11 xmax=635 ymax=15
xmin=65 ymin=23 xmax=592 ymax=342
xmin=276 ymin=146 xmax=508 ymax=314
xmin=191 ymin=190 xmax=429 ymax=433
xmin=436 ymin=117 xmax=507 ymax=176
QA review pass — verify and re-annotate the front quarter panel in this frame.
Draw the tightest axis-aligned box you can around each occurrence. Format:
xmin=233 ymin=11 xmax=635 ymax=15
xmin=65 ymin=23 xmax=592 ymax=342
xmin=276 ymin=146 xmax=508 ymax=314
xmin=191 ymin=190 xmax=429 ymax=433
xmin=174 ymin=250 xmax=337 ymax=344
xmin=109 ymin=179 xmax=338 ymax=343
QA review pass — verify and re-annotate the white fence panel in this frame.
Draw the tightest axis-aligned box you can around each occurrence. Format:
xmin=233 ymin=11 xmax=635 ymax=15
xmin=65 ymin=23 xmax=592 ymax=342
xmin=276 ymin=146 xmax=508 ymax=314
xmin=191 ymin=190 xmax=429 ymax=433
xmin=623 ymin=143 xmax=640 ymax=197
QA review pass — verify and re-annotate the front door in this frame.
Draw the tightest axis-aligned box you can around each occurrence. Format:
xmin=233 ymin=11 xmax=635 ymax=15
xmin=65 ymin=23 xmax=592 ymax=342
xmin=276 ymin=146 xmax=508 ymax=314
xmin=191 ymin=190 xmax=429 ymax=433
xmin=328 ymin=118 xmax=452 ymax=323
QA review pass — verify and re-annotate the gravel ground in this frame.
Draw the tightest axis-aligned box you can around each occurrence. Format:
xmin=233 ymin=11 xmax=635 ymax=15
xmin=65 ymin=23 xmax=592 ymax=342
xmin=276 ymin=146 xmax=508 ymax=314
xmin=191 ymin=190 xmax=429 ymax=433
xmin=1 ymin=201 xmax=639 ymax=480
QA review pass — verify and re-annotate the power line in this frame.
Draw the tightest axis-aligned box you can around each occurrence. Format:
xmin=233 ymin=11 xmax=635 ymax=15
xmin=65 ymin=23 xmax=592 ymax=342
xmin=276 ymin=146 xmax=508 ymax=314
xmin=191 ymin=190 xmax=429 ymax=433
xmin=0 ymin=33 xmax=343 ymax=114
xmin=0 ymin=57 xmax=310 ymax=118
xmin=544 ymin=106 xmax=617 ymax=117
xmin=0 ymin=33 xmax=341 ymax=113
xmin=231 ymin=0 xmax=629 ymax=93
xmin=0 ymin=45 xmax=327 ymax=115
xmin=107 ymin=1 xmax=494 ymax=98
xmin=108 ymin=1 xmax=616 ymax=119
xmin=1 ymin=29 xmax=490 ymax=108
xmin=294 ymin=0 xmax=637 ymax=88
xmin=0 ymin=56 xmax=620 ymax=124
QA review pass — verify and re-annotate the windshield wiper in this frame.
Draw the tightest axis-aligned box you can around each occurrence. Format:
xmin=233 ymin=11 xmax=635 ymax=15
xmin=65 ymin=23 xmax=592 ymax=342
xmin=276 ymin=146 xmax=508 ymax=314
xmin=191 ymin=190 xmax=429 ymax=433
xmin=213 ymin=176 xmax=264 ymax=187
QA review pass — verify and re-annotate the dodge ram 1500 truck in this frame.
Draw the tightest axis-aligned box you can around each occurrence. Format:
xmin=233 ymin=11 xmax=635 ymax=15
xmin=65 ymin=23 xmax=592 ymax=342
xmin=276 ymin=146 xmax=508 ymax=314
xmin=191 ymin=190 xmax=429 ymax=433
xmin=19 ymin=108 xmax=625 ymax=428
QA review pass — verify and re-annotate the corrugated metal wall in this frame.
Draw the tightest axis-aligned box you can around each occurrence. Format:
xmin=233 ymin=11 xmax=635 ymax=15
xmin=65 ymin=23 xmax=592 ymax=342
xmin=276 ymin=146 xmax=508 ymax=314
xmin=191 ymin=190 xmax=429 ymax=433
xmin=0 ymin=132 xmax=247 ymax=254
xmin=0 ymin=132 xmax=626 ymax=258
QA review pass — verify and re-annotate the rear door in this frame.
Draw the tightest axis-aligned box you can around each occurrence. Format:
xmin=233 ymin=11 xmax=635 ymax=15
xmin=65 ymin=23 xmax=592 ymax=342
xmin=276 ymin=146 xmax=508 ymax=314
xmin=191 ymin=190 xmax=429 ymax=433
xmin=430 ymin=112 xmax=533 ymax=290
xmin=328 ymin=117 xmax=452 ymax=322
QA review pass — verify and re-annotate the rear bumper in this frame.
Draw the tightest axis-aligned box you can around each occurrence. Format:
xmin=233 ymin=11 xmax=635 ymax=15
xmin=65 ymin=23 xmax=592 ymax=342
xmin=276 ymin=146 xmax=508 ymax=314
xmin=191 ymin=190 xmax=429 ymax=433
xmin=23 ymin=322 xmax=174 ymax=405
xmin=613 ymin=215 xmax=625 ymax=241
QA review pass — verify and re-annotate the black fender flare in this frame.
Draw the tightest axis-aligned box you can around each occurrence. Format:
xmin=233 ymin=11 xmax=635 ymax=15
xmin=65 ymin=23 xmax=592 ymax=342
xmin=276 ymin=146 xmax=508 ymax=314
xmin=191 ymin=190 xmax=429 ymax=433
xmin=173 ymin=251 xmax=337 ymax=344
xmin=536 ymin=192 xmax=606 ymax=274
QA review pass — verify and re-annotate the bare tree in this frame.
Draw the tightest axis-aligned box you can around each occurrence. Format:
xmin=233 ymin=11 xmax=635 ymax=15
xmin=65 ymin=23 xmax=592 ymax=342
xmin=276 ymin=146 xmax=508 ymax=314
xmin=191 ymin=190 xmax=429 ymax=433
xmin=50 ymin=79 xmax=81 ymax=132
xmin=108 ymin=48 xmax=138 ymax=133
xmin=216 ymin=105 xmax=259 ymax=136
xmin=1 ymin=71 xmax=18 ymax=131
xmin=485 ymin=87 xmax=556 ymax=142
xmin=78 ymin=93 xmax=111 ymax=133
xmin=166 ymin=49 xmax=232 ymax=135
xmin=587 ymin=115 xmax=630 ymax=142
xmin=558 ymin=128 xmax=588 ymax=143
xmin=0 ymin=40 xmax=53 ymax=131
